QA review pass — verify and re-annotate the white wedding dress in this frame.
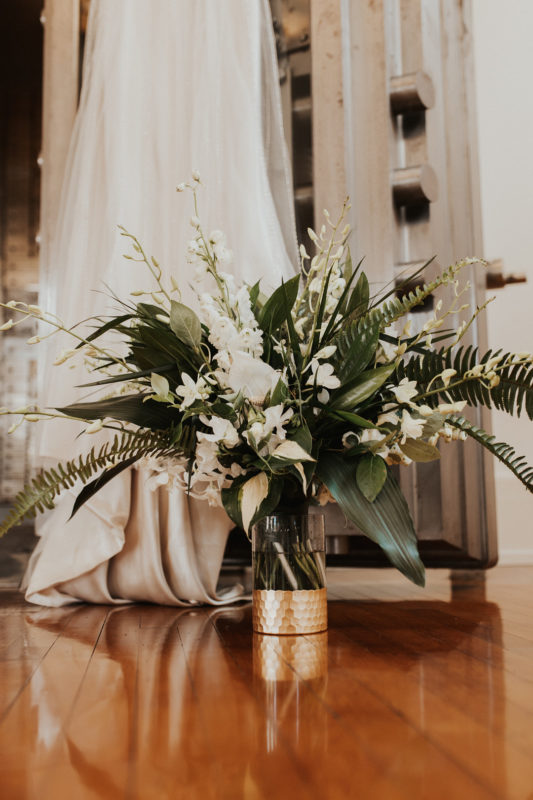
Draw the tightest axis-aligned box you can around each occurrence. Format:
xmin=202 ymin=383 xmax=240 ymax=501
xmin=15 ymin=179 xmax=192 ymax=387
xmin=23 ymin=0 xmax=297 ymax=606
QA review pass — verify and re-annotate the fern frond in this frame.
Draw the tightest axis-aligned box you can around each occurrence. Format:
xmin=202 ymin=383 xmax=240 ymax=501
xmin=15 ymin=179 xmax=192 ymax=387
xmin=397 ymin=347 xmax=533 ymax=419
xmin=0 ymin=430 xmax=172 ymax=538
xmin=368 ymin=258 xmax=480 ymax=330
xmin=449 ymin=415 xmax=533 ymax=492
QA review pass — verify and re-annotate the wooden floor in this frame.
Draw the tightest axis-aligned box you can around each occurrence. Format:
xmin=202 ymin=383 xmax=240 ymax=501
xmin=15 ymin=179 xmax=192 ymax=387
xmin=1 ymin=567 xmax=532 ymax=799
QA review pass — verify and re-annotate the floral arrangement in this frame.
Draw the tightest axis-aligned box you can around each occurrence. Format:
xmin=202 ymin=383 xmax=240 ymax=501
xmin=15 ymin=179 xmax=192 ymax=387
xmin=1 ymin=175 xmax=532 ymax=587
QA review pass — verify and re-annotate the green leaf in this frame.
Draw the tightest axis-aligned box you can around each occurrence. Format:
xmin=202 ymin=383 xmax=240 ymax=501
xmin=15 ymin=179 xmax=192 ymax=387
xmin=336 ymin=317 xmax=380 ymax=383
xmin=347 ymin=272 xmax=369 ymax=316
xmin=422 ymin=412 xmax=446 ymax=437
xmin=170 ymin=301 xmax=202 ymax=349
xmin=269 ymin=377 xmax=289 ymax=407
xmin=221 ymin=474 xmax=283 ymax=531
xmin=270 ymin=441 xmax=315 ymax=463
xmin=69 ymin=456 xmax=139 ymax=518
xmin=241 ymin=472 xmax=270 ymax=532
xmin=397 ymin=346 xmax=533 ymax=420
xmin=449 ymin=414 xmax=533 ymax=491
xmin=59 ymin=394 xmax=177 ymax=430
xmin=291 ymin=422 xmax=313 ymax=453
xmin=333 ymin=364 xmax=395 ymax=410
xmin=326 ymin=410 xmax=376 ymax=429
xmin=317 ymin=453 xmax=425 ymax=586
xmin=75 ymin=314 xmax=134 ymax=349
xmin=78 ymin=363 xmax=176 ymax=388
xmin=356 ymin=453 xmax=387 ymax=502
xmin=248 ymin=280 xmax=261 ymax=309
xmin=0 ymin=429 xmax=172 ymax=538
xmin=258 ymin=275 xmax=300 ymax=333
xmin=399 ymin=439 xmax=441 ymax=462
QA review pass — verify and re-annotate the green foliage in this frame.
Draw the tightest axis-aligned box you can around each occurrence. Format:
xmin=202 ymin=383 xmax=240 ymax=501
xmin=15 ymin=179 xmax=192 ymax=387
xmin=449 ymin=415 xmax=533 ymax=491
xmin=258 ymin=275 xmax=300 ymax=334
xmin=59 ymin=394 xmax=180 ymax=430
xmin=399 ymin=438 xmax=441 ymax=462
xmin=334 ymin=315 xmax=380 ymax=383
xmin=356 ymin=453 xmax=387 ymax=502
xmin=397 ymin=346 xmax=533 ymax=419
xmin=333 ymin=364 xmax=395 ymax=411
xmin=366 ymin=259 xmax=469 ymax=330
xmin=221 ymin=474 xmax=283 ymax=532
xmin=170 ymin=300 xmax=202 ymax=348
xmin=0 ymin=430 xmax=172 ymax=537
xmin=317 ymin=453 xmax=425 ymax=586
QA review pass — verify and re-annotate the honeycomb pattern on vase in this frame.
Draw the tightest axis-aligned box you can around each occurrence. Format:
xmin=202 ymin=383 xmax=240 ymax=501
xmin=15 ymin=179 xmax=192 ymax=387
xmin=252 ymin=588 xmax=328 ymax=635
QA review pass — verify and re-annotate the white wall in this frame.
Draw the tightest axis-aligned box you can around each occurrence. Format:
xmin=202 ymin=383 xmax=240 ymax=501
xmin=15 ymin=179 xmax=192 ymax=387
xmin=471 ymin=0 xmax=533 ymax=563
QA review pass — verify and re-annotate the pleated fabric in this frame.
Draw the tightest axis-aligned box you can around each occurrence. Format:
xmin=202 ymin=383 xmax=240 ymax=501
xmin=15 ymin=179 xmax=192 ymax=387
xmin=24 ymin=0 xmax=297 ymax=606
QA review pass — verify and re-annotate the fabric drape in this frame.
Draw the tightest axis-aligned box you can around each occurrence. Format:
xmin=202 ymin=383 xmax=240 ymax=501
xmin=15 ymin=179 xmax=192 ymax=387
xmin=24 ymin=0 xmax=297 ymax=606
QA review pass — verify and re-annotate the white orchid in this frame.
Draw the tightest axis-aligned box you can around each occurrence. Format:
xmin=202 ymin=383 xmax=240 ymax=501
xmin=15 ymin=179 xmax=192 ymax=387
xmin=307 ymin=360 xmax=341 ymax=391
xmin=198 ymin=415 xmax=240 ymax=448
xmin=391 ymin=378 xmax=418 ymax=406
xmin=400 ymin=410 xmax=425 ymax=443
xmin=175 ymin=373 xmax=210 ymax=409
xmin=437 ymin=400 xmax=467 ymax=415
xmin=439 ymin=368 xmax=457 ymax=388
xmin=224 ymin=351 xmax=283 ymax=403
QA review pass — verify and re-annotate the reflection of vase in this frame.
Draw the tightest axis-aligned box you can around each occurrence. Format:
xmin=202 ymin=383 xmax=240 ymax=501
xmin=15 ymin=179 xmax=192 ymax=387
xmin=253 ymin=632 xmax=329 ymax=758
xmin=253 ymin=631 xmax=328 ymax=682
xmin=252 ymin=513 xmax=327 ymax=634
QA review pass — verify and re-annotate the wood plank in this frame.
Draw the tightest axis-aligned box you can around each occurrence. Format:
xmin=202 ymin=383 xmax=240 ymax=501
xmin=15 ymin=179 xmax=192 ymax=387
xmin=1 ymin=566 xmax=533 ymax=798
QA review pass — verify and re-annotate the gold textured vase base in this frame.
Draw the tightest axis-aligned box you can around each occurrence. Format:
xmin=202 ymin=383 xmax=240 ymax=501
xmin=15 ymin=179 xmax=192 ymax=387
xmin=253 ymin=631 xmax=328 ymax=681
xmin=252 ymin=588 xmax=328 ymax=635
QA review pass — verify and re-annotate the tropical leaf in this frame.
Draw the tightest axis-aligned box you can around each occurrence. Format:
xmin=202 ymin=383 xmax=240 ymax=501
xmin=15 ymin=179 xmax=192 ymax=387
xmin=241 ymin=473 xmax=269 ymax=532
xmin=59 ymin=394 xmax=178 ymax=430
xmin=346 ymin=272 xmax=369 ymax=316
xmin=0 ymin=430 xmax=172 ymax=537
xmin=356 ymin=453 xmax=387 ymax=502
xmin=169 ymin=301 xmax=202 ymax=349
xmin=449 ymin=415 xmax=533 ymax=491
xmin=258 ymin=274 xmax=300 ymax=334
xmin=334 ymin=315 xmax=380 ymax=383
xmin=333 ymin=364 xmax=395 ymax=411
xmin=399 ymin=438 xmax=441 ymax=462
xmin=397 ymin=347 xmax=533 ymax=419
xmin=74 ymin=314 xmax=134 ymax=349
xmin=317 ymin=453 xmax=425 ymax=586
xmin=69 ymin=456 xmax=139 ymax=518
xmin=221 ymin=474 xmax=283 ymax=532
xmin=366 ymin=257 xmax=480 ymax=330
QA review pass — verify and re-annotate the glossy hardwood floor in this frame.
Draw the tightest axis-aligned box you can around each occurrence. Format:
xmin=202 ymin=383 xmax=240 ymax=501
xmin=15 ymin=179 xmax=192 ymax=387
xmin=1 ymin=566 xmax=533 ymax=799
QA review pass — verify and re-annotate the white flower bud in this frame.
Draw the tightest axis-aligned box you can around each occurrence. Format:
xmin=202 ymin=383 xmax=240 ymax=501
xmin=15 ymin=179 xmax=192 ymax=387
xmin=26 ymin=336 xmax=41 ymax=345
xmin=6 ymin=300 xmax=18 ymax=308
xmin=192 ymin=169 xmax=201 ymax=182
xmin=53 ymin=348 xmax=77 ymax=366
xmin=0 ymin=319 xmax=14 ymax=330
xmin=176 ymin=183 xmax=186 ymax=192
xmin=85 ymin=419 xmax=104 ymax=434
xmin=28 ymin=305 xmax=43 ymax=315
xmin=190 ymin=215 xmax=200 ymax=228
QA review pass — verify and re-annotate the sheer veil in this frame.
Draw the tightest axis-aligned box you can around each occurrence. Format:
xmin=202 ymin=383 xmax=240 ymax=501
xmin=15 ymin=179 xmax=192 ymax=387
xmin=25 ymin=0 xmax=297 ymax=606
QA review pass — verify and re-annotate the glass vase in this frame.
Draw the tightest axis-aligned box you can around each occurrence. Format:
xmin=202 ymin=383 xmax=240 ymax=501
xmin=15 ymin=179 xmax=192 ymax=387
xmin=251 ymin=513 xmax=327 ymax=635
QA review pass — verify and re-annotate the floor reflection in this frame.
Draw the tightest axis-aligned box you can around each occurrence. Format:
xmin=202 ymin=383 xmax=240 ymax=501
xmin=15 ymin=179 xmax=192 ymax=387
xmin=0 ymin=593 xmax=514 ymax=799
xmin=253 ymin=632 xmax=328 ymax=754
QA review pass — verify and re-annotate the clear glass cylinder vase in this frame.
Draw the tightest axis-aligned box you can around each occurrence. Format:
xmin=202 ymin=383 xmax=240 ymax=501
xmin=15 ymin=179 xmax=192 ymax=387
xmin=252 ymin=513 xmax=327 ymax=635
